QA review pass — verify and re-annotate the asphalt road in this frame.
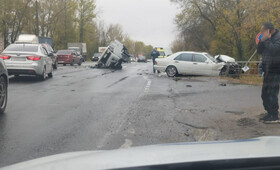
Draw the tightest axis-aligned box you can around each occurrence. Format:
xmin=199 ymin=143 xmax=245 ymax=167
xmin=1 ymin=61 xmax=280 ymax=167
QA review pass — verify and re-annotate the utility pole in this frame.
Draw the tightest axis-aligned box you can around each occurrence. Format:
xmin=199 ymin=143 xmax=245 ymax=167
xmin=64 ymin=0 xmax=67 ymax=47
xmin=79 ymin=0 xmax=84 ymax=43
xmin=35 ymin=0 xmax=39 ymax=36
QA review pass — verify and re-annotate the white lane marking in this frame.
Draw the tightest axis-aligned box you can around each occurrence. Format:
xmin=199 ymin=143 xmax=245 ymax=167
xmin=98 ymin=75 xmax=151 ymax=149
xmin=143 ymin=76 xmax=152 ymax=93
xmin=120 ymin=139 xmax=133 ymax=148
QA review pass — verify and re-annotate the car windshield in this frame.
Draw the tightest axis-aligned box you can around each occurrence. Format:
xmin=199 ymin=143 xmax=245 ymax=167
xmin=2 ymin=0 xmax=279 ymax=169
xmin=159 ymin=51 xmax=165 ymax=56
xmin=205 ymin=53 xmax=217 ymax=62
xmin=4 ymin=44 xmax=38 ymax=52
xmin=94 ymin=53 xmax=101 ymax=57
xmin=57 ymin=50 xmax=71 ymax=55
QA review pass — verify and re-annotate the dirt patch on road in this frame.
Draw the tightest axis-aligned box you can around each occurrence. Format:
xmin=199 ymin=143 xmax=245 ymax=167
xmin=237 ymin=118 xmax=257 ymax=127
xmin=221 ymin=75 xmax=262 ymax=86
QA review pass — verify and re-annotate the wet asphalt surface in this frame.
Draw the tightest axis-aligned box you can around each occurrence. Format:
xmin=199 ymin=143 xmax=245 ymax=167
xmin=1 ymin=61 xmax=280 ymax=167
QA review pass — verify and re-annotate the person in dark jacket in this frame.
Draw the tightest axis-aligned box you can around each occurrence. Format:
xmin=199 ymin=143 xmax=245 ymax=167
xmin=258 ymin=57 xmax=263 ymax=77
xmin=257 ymin=22 xmax=280 ymax=123
xmin=151 ymin=48 xmax=160 ymax=73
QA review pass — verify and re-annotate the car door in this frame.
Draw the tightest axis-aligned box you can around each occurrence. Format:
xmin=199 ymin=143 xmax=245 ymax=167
xmin=47 ymin=45 xmax=56 ymax=63
xmin=72 ymin=51 xmax=78 ymax=64
xmin=75 ymin=51 xmax=81 ymax=63
xmin=173 ymin=53 xmax=193 ymax=75
xmin=41 ymin=47 xmax=52 ymax=73
xmin=192 ymin=54 xmax=213 ymax=76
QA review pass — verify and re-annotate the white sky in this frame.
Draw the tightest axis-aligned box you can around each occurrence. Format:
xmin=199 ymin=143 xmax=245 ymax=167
xmin=95 ymin=0 xmax=179 ymax=48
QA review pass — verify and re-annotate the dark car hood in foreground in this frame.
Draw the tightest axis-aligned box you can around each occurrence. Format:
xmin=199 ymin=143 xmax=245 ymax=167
xmin=2 ymin=136 xmax=280 ymax=170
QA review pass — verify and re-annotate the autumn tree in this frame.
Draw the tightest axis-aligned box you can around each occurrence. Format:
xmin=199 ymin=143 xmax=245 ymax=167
xmin=106 ymin=24 xmax=124 ymax=43
xmin=171 ymin=0 xmax=280 ymax=60
xmin=77 ymin=0 xmax=96 ymax=43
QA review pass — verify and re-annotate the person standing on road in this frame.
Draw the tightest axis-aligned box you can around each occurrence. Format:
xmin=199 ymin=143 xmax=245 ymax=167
xmin=151 ymin=48 xmax=160 ymax=73
xmin=257 ymin=22 xmax=280 ymax=124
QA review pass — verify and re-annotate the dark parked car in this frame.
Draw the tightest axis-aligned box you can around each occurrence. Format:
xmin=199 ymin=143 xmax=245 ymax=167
xmin=0 ymin=58 xmax=8 ymax=114
xmin=137 ymin=55 xmax=147 ymax=62
xmin=91 ymin=53 xmax=102 ymax=61
xmin=41 ymin=44 xmax=58 ymax=69
xmin=57 ymin=50 xmax=83 ymax=66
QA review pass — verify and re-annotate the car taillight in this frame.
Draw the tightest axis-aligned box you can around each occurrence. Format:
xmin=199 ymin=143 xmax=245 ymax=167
xmin=67 ymin=55 xmax=71 ymax=58
xmin=0 ymin=55 xmax=11 ymax=60
xmin=26 ymin=56 xmax=41 ymax=61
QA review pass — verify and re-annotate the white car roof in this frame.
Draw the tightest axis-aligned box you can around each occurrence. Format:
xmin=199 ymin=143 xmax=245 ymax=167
xmin=3 ymin=43 xmax=42 ymax=53
xmin=176 ymin=51 xmax=208 ymax=55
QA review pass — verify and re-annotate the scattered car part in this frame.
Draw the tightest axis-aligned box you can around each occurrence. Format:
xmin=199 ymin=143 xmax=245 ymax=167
xmin=242 ymin=50 xmax=257 ymax=72
xmin=219 ymin=83 xmax=227 ymax=86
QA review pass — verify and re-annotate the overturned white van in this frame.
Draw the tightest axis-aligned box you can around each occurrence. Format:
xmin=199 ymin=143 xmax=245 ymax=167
xmin=95 ymin=40 xmax=130 ymax=69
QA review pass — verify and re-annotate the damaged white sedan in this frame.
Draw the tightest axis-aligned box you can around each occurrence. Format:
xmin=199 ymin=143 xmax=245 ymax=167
xmin=154 ymin=51 xmax=224 ymax=77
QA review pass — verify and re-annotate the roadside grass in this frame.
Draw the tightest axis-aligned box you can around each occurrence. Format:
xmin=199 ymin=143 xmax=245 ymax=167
xmin=221 ymin=74 xmax=263 ymax=86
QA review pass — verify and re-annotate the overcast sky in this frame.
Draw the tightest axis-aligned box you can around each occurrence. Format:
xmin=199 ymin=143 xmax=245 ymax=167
xmin=95 ymin=0 xmax=179 ymax=48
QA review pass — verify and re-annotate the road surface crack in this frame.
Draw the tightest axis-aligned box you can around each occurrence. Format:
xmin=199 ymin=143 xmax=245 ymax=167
xmin=107 ymin=76 xmax=129 ymax=88
xmin=174 ymin=119 xmax=209 ymax=130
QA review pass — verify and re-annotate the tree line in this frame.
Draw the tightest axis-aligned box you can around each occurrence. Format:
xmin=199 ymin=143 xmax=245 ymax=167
xmin=171 ymin=0 xmax=280 ymax=60
xmin=0 ymin=0 xmax=153 ymax=58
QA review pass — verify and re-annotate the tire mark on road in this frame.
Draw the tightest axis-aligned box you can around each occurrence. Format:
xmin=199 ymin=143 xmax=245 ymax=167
xmin=107 ymin=76 xmax=129 ymax=88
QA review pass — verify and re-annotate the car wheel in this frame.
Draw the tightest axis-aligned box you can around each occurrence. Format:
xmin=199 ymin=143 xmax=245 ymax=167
xmin=38 ymin=67 xmax=47 ymax=81
xmin=78 ymin=60 xmax=82 ymax=66
xmin=166 ymin=66 xmax=178 ymax=77
xmin=48 ymin=68 xmax=53 ymax=78
xmin=0 ymin=76 xmax=7 ymax=114
xmin=53 ymin=60 xmax=58 ymax=69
